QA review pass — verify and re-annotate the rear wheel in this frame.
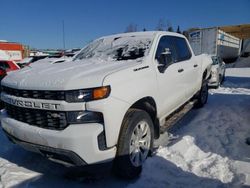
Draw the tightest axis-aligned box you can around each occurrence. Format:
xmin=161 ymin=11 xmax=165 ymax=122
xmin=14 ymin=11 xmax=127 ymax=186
xmin=113 ymin=109 xmax=154 ymax=179
xmin=216 ymin=75 xmax=221 ymax=88
xmin=195 ymin=80 xmax=208 ymax=108
xmin=222 ymin=73 xmax=225 ymax=82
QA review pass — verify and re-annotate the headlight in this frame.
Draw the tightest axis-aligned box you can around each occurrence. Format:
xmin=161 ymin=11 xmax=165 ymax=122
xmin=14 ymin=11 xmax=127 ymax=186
xmin=67 ymin=111 xmax=103 ymax=124
xmin=65 ymin=86 xmax=111 ymax=103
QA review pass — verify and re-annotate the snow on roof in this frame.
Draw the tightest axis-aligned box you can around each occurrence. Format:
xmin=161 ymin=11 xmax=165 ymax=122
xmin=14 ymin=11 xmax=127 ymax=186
xmin=100 ymin=31 xmax=184 ymax=40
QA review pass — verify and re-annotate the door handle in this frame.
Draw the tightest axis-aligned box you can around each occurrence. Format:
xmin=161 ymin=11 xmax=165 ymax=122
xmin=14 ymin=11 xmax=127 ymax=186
xmin=194 ymin=64 xmax=198 ymax=68
xmin=178 ymin=68 xmax=184 ymax=73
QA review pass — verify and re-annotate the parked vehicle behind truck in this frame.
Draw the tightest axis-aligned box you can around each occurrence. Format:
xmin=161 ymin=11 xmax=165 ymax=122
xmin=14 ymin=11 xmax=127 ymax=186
xmin=0 ymin=31 xmax=212 ymax=178
xmin=0 ymin=50 xmax=20 ymax=79
xmin=0 ymin=41 xmax=27 ymax=62
xmin=208 ymin=56 xmax=226 ymax=87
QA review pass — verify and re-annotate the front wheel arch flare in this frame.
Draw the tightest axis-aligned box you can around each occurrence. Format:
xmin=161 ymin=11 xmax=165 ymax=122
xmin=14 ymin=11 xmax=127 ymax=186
xmin=120 ymin=97 xmax=159 ymax=140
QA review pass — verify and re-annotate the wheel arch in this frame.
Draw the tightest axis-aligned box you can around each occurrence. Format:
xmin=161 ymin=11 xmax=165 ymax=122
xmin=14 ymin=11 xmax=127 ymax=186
xmin=122 ymin=96 xmax=160 ymax=139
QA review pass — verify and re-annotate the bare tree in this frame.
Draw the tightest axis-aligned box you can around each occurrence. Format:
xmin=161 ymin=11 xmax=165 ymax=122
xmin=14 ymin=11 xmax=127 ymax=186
xmin=167 ymin=21 xmax=174 ymax=32
xmin=125 ymin=23 xmax=137 ymax=33
xmin=156 ymin=18 xmax=166 ymax=31
xmin=176 ymin=25 xmax=181 ymax=33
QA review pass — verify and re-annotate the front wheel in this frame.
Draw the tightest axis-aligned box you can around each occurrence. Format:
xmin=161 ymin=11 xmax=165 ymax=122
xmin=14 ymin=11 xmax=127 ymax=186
xmin=195 ymin=80 xmax=208 ymax=108
xmin=113 ymin=109 xmax=154 ymax=179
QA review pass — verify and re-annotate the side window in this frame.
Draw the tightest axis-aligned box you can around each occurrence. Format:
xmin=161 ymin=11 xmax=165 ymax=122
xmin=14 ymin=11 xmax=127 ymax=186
xmin=174 ymin=37 xmax=192 ymax=62
xmin=155 ymin=36 xmax=177 ymax=63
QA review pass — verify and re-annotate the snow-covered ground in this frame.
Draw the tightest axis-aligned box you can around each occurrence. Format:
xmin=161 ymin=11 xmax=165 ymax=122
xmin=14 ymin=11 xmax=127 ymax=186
xmin=0 ymin=67 xmax=250 ymax=187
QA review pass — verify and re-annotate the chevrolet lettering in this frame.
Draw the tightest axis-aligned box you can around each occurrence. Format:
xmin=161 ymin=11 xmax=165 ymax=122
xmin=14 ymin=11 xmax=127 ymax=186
xmin=1 ymin=95 xmax=60 ymax=110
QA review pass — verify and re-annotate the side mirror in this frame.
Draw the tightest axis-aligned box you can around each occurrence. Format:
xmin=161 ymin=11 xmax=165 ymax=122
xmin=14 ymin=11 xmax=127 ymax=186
xmin=157 ymin=48 xmax=174 ymax=73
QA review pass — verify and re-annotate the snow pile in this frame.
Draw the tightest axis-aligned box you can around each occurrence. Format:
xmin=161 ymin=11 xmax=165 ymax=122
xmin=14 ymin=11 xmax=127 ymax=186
xmin=210 ymin=87 xmax=250 ymax=95
xmin=0 ymin=158 xmax=40 ymax=188
xmin=226 ymin=68 xmax=250 ymax=77
xmin=158 ymin=136 xmax=234 ymax=183
xmin=129 ymin=136 xmax=234 ymax=188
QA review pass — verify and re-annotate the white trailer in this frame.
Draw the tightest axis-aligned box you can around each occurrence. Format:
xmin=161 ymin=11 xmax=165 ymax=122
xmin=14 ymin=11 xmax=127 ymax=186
xmin=189 ymin=27 xmax=241 ymax=60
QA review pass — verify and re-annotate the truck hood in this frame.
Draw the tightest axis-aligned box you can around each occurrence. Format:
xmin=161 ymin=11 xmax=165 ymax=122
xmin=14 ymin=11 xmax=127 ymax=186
xmin=2 ymin=58 xmax=140 ymax=90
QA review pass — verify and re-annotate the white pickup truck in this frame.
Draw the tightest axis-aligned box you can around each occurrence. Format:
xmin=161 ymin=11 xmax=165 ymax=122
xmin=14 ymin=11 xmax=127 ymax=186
xmin=0 ymin=31 xmax=212 ymax=178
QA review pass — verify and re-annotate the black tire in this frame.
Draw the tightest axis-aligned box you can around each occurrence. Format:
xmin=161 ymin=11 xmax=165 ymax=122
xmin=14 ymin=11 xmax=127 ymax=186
xmin=113 ymin=109 xmax=154 ymax=179
xmin=0 ymin=100 xmax=4 ymax=110
xmin=195 ymin=80 xmax=208 ymax=108
xmin=214 ymin=79 xmax=220 ymax=89
xmin=216 ymin=75 xmax=221 ymax=88
xmin=222 ymin=73 xmax=225 ymax=82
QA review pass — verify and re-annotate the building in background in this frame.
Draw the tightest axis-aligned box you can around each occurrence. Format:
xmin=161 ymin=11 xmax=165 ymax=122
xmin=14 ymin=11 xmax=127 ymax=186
xmin=0 ymin=41 xmax=29 ymax=61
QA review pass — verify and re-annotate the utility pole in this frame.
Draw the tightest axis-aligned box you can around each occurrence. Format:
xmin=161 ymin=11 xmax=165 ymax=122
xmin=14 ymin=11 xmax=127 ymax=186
xmin=62 ymin=20 xmax=66 ymax=50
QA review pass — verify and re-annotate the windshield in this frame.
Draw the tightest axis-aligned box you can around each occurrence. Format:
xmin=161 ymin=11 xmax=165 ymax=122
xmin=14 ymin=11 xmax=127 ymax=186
xmin=73 ymin=35 xmax=152 ymax=62
xmin=211 ymin=56 xmax=219 ymax=65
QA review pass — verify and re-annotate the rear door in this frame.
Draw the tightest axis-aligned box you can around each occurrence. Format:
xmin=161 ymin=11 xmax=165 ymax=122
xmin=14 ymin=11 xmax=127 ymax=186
xmin=173 ymin=37 xmax=199 ymax=98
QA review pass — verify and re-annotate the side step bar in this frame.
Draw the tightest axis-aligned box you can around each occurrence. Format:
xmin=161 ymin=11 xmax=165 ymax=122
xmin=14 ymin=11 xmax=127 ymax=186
xmin=160 ymin=100 xmax=197 ymax=133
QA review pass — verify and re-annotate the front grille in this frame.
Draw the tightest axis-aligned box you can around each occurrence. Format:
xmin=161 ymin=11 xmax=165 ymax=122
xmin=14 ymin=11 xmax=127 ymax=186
xmin=1 ymin=86 xmax=65 ymax=100
xmin=5 ymin=103 xmax=68 ymax=130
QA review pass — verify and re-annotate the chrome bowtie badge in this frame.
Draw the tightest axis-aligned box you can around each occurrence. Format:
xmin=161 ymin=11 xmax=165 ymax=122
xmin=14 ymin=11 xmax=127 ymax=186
xmin=51 ymin=113 xmax=61 ymax=118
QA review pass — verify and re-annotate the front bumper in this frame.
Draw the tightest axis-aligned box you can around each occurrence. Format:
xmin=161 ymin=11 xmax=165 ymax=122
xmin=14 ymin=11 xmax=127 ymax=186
xmin=208 ymin=74 xmax=219 ymax=86
xmin=1 ymin=111 xmax=116 ymax=166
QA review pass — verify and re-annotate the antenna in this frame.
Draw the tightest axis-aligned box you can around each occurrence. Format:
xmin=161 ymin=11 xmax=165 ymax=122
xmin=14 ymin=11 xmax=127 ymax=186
xmin=62 ymin=20 xmax=66 ymax=50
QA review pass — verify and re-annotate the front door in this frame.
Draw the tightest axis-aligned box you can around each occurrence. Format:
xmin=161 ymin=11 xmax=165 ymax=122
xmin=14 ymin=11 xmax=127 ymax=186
xmin=154 ymin=36 xmax=188 ymax=117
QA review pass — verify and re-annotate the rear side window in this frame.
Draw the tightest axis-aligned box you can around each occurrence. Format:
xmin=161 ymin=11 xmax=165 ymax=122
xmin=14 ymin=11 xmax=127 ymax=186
xmin=174 ymin=37 xmax=192 ymax=62
xmin=0 ymin=61 xmax=10 ymax=69
xmin=155 ymin=36 xmax=178 ymax=62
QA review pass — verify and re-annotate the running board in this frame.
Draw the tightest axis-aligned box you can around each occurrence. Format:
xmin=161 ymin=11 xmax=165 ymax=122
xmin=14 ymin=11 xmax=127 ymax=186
xmin=160 ymin=100 xmax=197 ymax=133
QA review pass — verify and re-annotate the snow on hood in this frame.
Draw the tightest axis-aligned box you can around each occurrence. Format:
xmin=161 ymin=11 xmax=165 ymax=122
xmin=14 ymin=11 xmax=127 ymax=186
xmin=2 ymin=58 xmax=141 ymax=90
xmin=2 ymin=33 xmax=154 ymax=91
xmin=32 ymin=57 xmax=71 ymax=65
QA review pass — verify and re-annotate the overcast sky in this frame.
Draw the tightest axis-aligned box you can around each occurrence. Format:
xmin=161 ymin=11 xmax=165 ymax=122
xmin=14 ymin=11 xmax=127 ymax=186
xmin=0 ymin=0 xmax=249 ymax=49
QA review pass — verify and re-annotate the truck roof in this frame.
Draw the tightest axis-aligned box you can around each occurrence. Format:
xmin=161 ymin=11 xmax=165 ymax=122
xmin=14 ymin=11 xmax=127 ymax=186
xmin=100 ymin=31 xmax=185 ymax=40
